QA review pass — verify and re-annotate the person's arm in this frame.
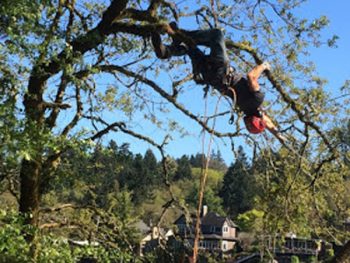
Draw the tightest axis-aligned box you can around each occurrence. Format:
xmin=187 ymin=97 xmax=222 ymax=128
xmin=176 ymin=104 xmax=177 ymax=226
xmin=246 ymin=62 xmax=271 ymax=92
xmin=262 ymin=113 xmax=288 ymax=145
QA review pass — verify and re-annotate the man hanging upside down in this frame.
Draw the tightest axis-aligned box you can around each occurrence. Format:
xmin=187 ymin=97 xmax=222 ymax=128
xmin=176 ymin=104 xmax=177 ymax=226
xmin=151 ymin=23 xmax=287 ymax=143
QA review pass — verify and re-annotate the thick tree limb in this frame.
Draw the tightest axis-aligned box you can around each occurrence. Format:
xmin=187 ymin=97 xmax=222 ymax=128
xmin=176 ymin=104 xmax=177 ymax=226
xmin=108 ymin=21 xmax=174 ymax=37
xmin=43 ymin=102 xmax=71 ymax=110
xmin=27 ymin=0 xmax=129 ymax=94
xmin=121 ymin=8 xmax=159 ymax=23
xmin=39 ymin=222 xmax=79 ymax=229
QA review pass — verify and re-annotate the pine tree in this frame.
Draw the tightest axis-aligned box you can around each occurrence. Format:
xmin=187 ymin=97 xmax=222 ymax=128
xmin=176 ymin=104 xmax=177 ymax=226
xmin=174 ymin=155 xmax=192 ymax=181
xmin=219 ymin=146 xmax=256 ymax=217
xmin=143 ymin=149 xmax=160 ymax=185
xmin=209 ymin=149 xmax=227 ymax=172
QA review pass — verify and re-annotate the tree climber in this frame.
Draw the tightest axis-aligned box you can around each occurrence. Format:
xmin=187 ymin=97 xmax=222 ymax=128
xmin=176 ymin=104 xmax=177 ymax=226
xmin=151 ymin=23 xmax=287 ymax=144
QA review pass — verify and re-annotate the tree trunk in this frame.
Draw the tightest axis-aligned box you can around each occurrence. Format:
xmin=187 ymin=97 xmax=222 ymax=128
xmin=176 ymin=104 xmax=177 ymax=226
xmin=19 ymin=158 xmax=42 ymax=260
xmin=19 ymin=159 xmax=41 ymax=227
xmin=331 ymin=240 xmax=350 ymax=263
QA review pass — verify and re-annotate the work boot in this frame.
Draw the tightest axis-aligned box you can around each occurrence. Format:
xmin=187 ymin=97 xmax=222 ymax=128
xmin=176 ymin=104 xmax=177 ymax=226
xmin=169 ymin=21 xmax=185 ymax=47
xmin=151 ymin=32 xmax=171 ymax=59
xmin=169 ymin=21 xmax=179 ymax=31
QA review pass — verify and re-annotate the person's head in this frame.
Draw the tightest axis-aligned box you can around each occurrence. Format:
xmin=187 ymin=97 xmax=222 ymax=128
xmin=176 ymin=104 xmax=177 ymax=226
xmin=243 ymin=115 xmax=266 ymax=134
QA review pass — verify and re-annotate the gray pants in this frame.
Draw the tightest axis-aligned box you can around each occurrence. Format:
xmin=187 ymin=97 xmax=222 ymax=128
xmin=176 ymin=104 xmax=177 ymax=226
xmin=185 ymin=29 xmax=229 ymax=87
xmin=153 ymin=28 xmax=229 ymax=87
xmin=186 ymin=28 xmax=229 ymax=65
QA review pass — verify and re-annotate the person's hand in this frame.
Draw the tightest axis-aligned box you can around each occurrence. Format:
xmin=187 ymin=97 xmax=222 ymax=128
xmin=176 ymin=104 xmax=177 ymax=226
xmin=262 ymin=61 xmax=271 ymax=71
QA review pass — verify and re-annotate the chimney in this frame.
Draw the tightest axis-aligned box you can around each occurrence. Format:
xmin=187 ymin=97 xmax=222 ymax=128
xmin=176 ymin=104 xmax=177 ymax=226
xmin=202 ymin=205 xmax=208 ymax=217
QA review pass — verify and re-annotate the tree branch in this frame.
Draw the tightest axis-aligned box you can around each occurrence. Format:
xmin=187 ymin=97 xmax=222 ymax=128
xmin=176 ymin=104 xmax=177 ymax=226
xmin=93 ymin=64 xmax=241 ymax=138
xmin=45 ymin=73 xmax=70 ymax=128
xmin=61 ymin=86 xmax=83 ymax=136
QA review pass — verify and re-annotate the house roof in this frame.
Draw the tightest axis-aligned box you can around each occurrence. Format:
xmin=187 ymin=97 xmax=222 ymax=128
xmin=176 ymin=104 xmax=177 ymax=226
xmin=202 ymin=212 xmax=237 ymax=228
xmin=134 ymin=220 xmax=151 ymax=233
xmin=174 ymin=211 xmax=237 ymax=228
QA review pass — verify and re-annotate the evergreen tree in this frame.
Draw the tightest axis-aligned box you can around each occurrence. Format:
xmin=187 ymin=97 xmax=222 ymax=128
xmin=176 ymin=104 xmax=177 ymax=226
xmin=143 ymin=149 xmax=160 ymax=185
xmin=190 ymin=153 xmax=206 ymax=168
xmin=186 ymin=183 xmax=225 ymax=215
xmin=120 ymin=151 xmax=159 ymax=204
xmin=209 ymin=149 xmax=227 ymax=172
xmin=174 ymin=155 xmax=192 ymax=181
xmin=219 ymin=146 xmax=255 ymax=217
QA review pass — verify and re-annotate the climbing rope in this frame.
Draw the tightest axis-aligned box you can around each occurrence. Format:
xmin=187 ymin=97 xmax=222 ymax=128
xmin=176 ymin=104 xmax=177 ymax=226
xmin=192 ymin=93 xmax=223 ymax=262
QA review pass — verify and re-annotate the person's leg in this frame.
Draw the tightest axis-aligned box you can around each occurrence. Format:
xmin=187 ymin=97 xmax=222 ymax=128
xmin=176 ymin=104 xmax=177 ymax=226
xmin=182 ymin=28 xmax=229 ymax=86
xmin=151 ymin=33 xmax=170 ymax=59
xmin=151 ymin=33 xmax=188 ymax=59
xmin=183 ymin=28 xmax=228 ymax=63
xmin=187 ymin=47 xmax=207 ymax=84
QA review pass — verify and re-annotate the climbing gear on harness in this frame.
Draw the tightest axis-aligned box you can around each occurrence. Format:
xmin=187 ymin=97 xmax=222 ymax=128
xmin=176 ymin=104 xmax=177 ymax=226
xmin=227 ymin=87 xmax=237 ymax=125
xmin=203 ymin=85 xmax=210 ymax=98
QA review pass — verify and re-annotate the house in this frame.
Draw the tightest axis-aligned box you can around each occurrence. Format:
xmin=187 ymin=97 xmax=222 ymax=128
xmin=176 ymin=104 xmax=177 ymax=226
xmin=235 ymin=235 xmax=327 ymax=263
xmin=174 ymin=205 xmax=239 ymax=254
xmin=139 ymin=223 xmax=174 ymax=256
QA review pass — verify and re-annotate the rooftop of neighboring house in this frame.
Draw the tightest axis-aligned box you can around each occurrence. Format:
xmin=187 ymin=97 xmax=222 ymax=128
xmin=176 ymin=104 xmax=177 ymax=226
xmin=174 ymin=205 xmax=238 ymax=229
xmin=201 ymin=211 xmax=237 ymax=228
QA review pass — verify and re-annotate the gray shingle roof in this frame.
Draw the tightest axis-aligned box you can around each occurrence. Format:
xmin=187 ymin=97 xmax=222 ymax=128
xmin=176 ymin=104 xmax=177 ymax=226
xmin=175 ymin=211 xmax=237 ymax=228
xmin=201 ymin=212 xmax=237 ymax=228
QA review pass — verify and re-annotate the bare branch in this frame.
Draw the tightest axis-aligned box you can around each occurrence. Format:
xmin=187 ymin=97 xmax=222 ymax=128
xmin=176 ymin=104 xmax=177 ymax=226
xmin=43 ymin=102 xmax=71 ymax=110
xmin=65 ymin=0 xmax=76 ymax=42
xmin=45 ymin=73 xmax=69 ymax=128
xmin=87 ymin=120 xmax=124 ymax=141
xmin=94 ymin=64 xmax=241 ymax=138
xmin=37 ymin=0 xmax=65 ymax=63
xmin=61 ymin=86 xmax=83 ymax=136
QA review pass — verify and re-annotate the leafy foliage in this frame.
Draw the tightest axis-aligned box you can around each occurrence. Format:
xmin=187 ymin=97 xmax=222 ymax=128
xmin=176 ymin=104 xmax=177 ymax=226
xmin=1 ymin=0 xmax=350 ymax=261
xmin=0 ymin=209 xmax=136 ymax=263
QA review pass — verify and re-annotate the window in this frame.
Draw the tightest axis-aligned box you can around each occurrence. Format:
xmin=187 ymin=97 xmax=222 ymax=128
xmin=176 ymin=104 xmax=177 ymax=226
xmin=223 ymin=226 xmax=228 ymax=232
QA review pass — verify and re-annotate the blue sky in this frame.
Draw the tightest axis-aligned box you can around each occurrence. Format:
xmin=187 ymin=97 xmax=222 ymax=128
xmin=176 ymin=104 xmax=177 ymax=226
xmin=300 ymin=0 xmax=350 ymax=93
xmin=106 ymin=0 xmax=350 ymax=165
